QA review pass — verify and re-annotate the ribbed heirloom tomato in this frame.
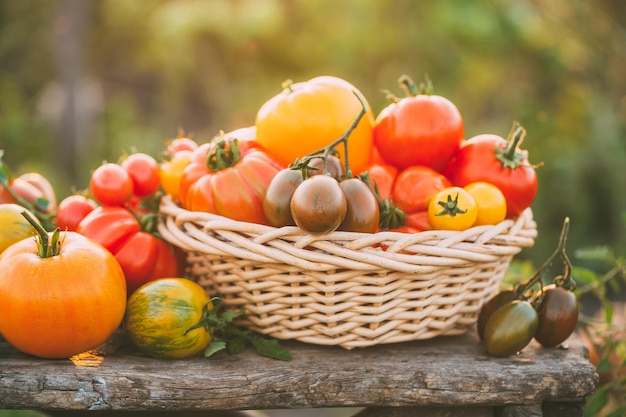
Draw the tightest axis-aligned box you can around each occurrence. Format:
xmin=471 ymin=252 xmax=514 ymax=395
xmin=254 ymin=76 xmax=375 ymax=175
xmin=182 ymin=137 xmax=283 ymax=225
xmin=0 ymin=219 xmax=126 ymax=358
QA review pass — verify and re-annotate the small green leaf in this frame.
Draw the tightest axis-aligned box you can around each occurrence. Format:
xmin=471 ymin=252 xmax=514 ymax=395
xmin=251 ymin=337 xmax=292 ymax=361
xmin=572 ymin=266 xmax=600 ymax=285
xmin=575 ymin=246 xmax=616 ymax=264
xmin=596 ymin=356 xmax=613 ymax=374
xmin=222 ymin=309 xmax=244 ymax=323
xmin=204 ymin=340 xmax=227 ymax=358
xmin=604 ymin=405 xmax=626 ymax=417
xmin=584 ymin=385 xmax=610 ymax=417
xmin=226 ymin=336 xmax=248 ymax=355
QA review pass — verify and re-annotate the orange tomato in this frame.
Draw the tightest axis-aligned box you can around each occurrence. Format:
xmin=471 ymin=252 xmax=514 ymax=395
xmin=464 ymin=182 xmax=507 ymax=226
xmin=0 ymin=228 xmax=127 ymax=358
xmin=428 ymin=186 xmax=478 ymax=231
xmin=254 ymin=76 xmax=375 ymax=174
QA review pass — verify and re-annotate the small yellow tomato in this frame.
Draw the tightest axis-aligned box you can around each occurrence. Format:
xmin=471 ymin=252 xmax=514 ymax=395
xmin=428 ymin=186 xmax=477 ymax=231
xmin=159 ymin=150 xmax=192 ymax=203
xmin=0 ymin=204 xmax=38 ymax=253
xmin=464 ymin=182 xmax=507 ymax=226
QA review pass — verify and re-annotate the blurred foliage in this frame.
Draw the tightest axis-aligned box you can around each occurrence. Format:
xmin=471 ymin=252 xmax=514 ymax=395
xmin=0 ymin=0 xmax=625 ymax=266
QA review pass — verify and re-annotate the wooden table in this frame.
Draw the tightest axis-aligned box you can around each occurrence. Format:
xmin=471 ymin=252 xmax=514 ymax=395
xmin=0 ymin=329 xmax=598 ymax=417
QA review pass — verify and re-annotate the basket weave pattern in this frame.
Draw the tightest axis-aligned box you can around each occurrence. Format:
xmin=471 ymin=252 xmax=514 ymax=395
xmin=158 ymin=196 xmax=537 ymax=349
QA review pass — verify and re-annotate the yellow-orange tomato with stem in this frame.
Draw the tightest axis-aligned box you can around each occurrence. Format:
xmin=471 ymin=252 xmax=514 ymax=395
xmin=0 ymin=217 xmax=127 ymax=358
xmin=428 ymin=186 xmax=478 ymax=231
xmin=255 ymin=76 xmax=375 ymax=174
xmin=464 ymin=182 xmax=507 ymax=226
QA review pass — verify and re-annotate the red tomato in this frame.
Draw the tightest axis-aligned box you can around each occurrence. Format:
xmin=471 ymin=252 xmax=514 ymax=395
xmin=121 ymin=153 xmax=161 ymax=198
xmin=392 ymin=165 xmax=452 ymax=215
xmin=183 ymin=139 xmax=283 ymax=224
xmin=447 ymin=125 xmax=538 ymax=217
xmin=76 ymin=206 xmax=181 ymax=294
xmin=373 ymin=75 xmax=464 ymax=172
xmin=56 ymin=195 xmax=98 ymax=231
xmin=366 ymin=163 xmax=398 ymax=201
xmin=90 ymin=163 xmax=134 ymax=206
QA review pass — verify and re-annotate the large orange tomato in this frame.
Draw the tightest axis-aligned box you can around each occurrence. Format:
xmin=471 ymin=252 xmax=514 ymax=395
xmin=254 ymin=76 xmax=375 ymax=174
xmin=0 ymin=222 xmax=127 ymax=358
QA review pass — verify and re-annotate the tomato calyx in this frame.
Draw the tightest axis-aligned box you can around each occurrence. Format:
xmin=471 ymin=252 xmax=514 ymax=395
xmin=433 ymin=192 xmax=467 ymax=218
xmin=186 ymin=297 xmax=292 ymax=361
xmin=358 ymin=171 xmax=405 ymax=230
xmin=495 ymin=122 xmax=543 ymax=170
xmin=206 ymin=138 xmax=243 ymax=172
xmin=21 ymin=211 xmax=62 ymax=258
xmin=382 ymin=74 xmax=434 ymax=103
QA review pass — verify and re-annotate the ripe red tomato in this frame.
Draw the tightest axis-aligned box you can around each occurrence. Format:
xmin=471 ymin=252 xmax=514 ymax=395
xmin=90 ymin=162 xmax=134 ymax=206
xmin=76 ymin=206 xmax=182 ymax=294
xmin=0 ymin=227 xmax=127 ymax=358
xmin=56 ymin=195 xmax=98 ymax=231
xmin=365 ymin=163 xmax=397 ymax=201
xmin=373 ymin=75 xmax=464 ymax=172
xmin=183 ymin=138 xmax=283 ymax=224
xmin=447 ymin=125 xmax=538 ymax=218
xmin=392 ymin=165 xmax=451 ymax=215
xmin=121 ymin=153 xmax=161 ymax=198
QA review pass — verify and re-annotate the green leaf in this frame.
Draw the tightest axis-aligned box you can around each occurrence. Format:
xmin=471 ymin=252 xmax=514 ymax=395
xmin=604 ymin=405 xmax=626 ymax=417
xmin=584 ymin=385 xmax=610 ymax=417
xmin=204 ymin=340 xmax=227 ymax=358
xmin=596 ymin=356 xmax=613 ymax=374
xmin=222 ymin=309 xmax=244 ymax=323
xmin=575 ymin=246 xmax=616 ymax=264
xmin=251 ymin=336 xmax=292 ymax=361
xmin=226 ymin=336 xmax=248 ymax=355
xmin=572 ymin=266 xmax=600 ymax=285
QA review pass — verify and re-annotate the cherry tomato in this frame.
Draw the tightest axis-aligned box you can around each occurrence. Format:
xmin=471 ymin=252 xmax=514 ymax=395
xmin=121 ymin=153 xmax=161 ymax=198
xmin=464 ymin=182 xmax=507 ymax=226
xmin=483 ymin=300 xmax=538 ymax=357
xmin=338 ymin=177 xmax=380 ymax=233
xmin=392 ymin=166 xmax=451 ymax=215
xmin=159 ymin=149 xmax=193 ymax=203
xmin=534 ymin=283 xmax=579 ymax=347
xmin=428 ymin=187 xmax=478 ymax=231
xmin=90 ymin=163 xmax=134 ymax=206
xmin=404 ymin=211 xmax=432 ymax=232
xmin=76 ymin=206 xmax=181 ymax=294
xmin=167 ymin=137 xmax=198 ymax=157
xmin=373 ymin=75 xmax=464 ymax=172
xmin=447 ymin=125 xmax=538 ymax=218
xmin=366 ymin=163 xmax=397 ymax=201
xmin=290 ymin=175 xmax=347 ymax=234
xmin=306 ymin=154 xmax=345 ymax=180
xmin=476 ymin=290 xmax=517 ymax=341
xmin=255 ymin=76 xmax=375 ymax=174
xmin=263 ymin=168 xmax=304 ymax=227
xmin=55 ymin=195 xmax=98 ymax=231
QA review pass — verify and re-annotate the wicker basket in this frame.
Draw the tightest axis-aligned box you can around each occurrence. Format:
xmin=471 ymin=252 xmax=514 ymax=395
xmin=158 ymin=195 xmax=537 ymax=349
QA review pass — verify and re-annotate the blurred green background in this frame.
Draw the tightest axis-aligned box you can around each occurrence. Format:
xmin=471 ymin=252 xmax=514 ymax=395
xmin=1 ymin=0 xmax=625 ymax=265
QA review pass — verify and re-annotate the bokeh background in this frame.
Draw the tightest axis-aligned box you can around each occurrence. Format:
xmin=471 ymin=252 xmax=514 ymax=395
xmin=1 ymin=0 xmax=625 ymax=281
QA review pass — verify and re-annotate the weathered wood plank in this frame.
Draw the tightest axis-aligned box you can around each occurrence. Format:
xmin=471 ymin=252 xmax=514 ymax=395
xmin=0 ymin=330 xmax=597 ymax=412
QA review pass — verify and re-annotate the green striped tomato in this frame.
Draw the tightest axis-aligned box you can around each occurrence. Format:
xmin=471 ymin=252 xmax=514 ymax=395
xmin=123 ymin=278 xmax=212 ymax=359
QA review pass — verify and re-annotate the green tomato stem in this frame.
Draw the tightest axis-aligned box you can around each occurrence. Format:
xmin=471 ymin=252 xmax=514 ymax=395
xmin=21 ymin=210 xmax=61 ymax=258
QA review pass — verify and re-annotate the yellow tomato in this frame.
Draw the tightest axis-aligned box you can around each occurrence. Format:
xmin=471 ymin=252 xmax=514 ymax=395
xmin=464 ymin=182 xmax=507 ymax=226
xmin=0 ymin=204 xmax=38 ymax=254
xmin=159 ymin=150 xmax=192 ymax=203
xmin=254 ymin=76 xmax=375 ymax=174
xmin=428 ymin=186 xmax=478 ymax=231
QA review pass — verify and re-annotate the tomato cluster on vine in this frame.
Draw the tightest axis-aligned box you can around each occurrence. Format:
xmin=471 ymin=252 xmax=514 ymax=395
xmin=477 ymin=218 xmax=579 ymax=357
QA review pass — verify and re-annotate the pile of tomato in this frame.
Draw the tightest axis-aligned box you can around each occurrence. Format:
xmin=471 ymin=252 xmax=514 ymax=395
xmin=0 ymin=73 xmax=576 ymax=360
